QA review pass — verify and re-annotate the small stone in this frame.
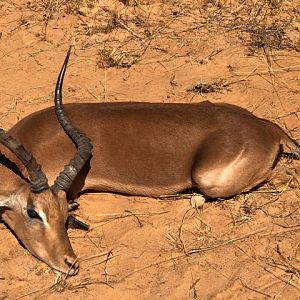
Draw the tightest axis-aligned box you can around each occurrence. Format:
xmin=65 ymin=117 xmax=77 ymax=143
xmin=190 ymin=194 xmax=206 ymax=212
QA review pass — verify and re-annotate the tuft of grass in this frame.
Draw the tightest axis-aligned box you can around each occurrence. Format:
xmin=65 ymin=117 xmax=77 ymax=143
xmin=188 ymin=78 xmax=230 ymax=94
xmin=166 ymin=232 xmax=184 ymax=250
xmin=198 ymin=0 xmax=300 ymax=53
xmin=244 ymin=19 xmax=295 ymax=55
xmin=234 ymin=197 xmax=257 ymax=224
xmin=97 ymin=45 xmax=141 ymax=68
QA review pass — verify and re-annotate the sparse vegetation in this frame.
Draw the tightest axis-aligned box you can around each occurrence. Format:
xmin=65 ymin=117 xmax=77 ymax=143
xmin=188 ymin=78 xmax=230 ymax=93
xmin=0 ymin=0 xmax=299 ymax=298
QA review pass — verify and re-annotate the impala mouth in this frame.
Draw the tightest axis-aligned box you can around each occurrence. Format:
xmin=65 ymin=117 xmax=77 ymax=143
xmin=63 ymin=256 xmax=80 ymax=276
xmin=49 ymin=257 xmax=80 ymax=276
xmin=30 ymin=248 xmax=80 ymax=276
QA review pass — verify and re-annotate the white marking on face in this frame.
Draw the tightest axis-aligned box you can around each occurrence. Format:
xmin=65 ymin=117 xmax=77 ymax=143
xmin=38 ymin=210 xmax=50 ymax=228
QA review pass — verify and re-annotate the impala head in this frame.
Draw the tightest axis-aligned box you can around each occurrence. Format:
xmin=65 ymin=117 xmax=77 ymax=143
xmin=0 ymin=47 xmax=92 ymax=275
xmin=0 ymin=186 xmax=78 ymax=275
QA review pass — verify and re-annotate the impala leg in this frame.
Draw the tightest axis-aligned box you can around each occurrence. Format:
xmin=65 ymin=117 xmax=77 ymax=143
xmin=67 ymin=215 xmax=90 ymax=231
xmin=68 ymin=201 xmax=80 ymax=212
xmin=191 ymin=132 xmax=280 ymax=199
xmin=68 ymin=202 xmax=90 ymax=231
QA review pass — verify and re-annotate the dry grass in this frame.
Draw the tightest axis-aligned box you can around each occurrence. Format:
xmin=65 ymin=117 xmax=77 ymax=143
xmin=0 ymin=0 xmax=300 ymax=299
xmin=188 ymin=78 xmax=230 ymax=94
xmin=21 ymin=0 xmax=299 ymax=67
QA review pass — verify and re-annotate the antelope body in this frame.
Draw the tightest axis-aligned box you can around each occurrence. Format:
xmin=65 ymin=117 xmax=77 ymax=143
xmin=9 ymin=102 xmax=299 ymax=198
xmin=0 ymin=49 xmax=299 ymax=275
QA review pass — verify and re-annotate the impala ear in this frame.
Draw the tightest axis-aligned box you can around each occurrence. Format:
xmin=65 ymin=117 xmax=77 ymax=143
xmin=0 ymin=196 xmax=11 ymax=208
xmin=0 ymin=188 xmax=24 ymax=209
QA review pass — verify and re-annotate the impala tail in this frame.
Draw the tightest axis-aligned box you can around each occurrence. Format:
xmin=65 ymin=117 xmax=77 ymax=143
xmin=277 ymin=126 xmax=300 ymax=159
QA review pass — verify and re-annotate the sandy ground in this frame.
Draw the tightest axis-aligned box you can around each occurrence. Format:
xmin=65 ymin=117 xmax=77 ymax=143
xmin=0 ymin=0 xmax=300 ymax=299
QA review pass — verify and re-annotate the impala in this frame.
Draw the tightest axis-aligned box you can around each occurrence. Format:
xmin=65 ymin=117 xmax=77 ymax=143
xmin=0 ymin=48 xmax=299 ymax=275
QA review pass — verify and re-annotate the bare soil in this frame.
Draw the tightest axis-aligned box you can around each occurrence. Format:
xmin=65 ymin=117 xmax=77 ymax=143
xmin=0 ymin=0 xmax=300 ymax=299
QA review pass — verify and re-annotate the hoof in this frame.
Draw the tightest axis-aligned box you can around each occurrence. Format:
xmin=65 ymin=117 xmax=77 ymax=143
xmin=67 ymin=215 xmax=90 ymax=231
xmin=68 ymin=202 xmax=80 ymax=212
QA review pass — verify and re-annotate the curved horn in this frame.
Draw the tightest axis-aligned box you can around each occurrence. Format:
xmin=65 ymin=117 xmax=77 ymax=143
xmin=0 ymin=129 xmax=49 ymax=193
xmin=52 ymin=47 xmax=93 ymax=191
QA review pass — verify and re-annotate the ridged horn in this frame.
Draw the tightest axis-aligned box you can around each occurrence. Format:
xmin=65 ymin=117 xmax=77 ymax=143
xmin=0 ymin=129 xmax=49 ymax=193
xmin=52 ymin=47 xmax=93 ymax=192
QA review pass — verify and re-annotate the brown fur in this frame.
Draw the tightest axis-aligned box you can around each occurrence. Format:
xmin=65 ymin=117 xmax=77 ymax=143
xmin=8 ymin=101 xmax=298 ymax=197
xmin=0 ymin=100 xmax=298 ymax=274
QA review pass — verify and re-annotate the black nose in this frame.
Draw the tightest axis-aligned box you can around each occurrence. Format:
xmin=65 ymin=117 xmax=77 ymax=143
xmin=64 ymin=255 xmax=79 ymax=276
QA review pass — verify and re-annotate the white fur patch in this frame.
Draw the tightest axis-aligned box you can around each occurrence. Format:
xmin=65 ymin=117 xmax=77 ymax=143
xmin=0 ymin=193 xmax=18 ymax=208
xmin=38 ymin=210 xmax=50 ymax=228
xmin=0 ymin=197 xmax=9 ymax=207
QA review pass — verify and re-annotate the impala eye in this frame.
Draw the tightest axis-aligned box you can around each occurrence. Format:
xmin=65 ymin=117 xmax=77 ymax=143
xmin=27 ymin=209 xmax=41 ymax=220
